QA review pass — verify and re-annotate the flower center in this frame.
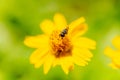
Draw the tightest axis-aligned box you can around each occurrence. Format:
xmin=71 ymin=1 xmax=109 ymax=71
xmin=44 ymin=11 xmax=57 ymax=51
xmin=49 ymin=30 xmax=72 ymax=58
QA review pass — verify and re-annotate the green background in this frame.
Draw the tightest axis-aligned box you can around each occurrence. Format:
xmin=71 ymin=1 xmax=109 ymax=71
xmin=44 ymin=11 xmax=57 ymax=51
xmin=0 ymin=0 xmax=120 ymax=80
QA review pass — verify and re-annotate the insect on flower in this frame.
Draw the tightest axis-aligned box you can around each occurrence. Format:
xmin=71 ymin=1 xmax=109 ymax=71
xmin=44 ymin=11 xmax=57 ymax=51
xmin=59 ymin=26 xmax=69 ymax=38
xmin=24 ymin=13 xmax=96 ymax=74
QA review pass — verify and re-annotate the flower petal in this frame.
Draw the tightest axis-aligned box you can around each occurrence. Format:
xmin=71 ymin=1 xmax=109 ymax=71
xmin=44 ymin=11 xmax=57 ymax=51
xmin=30 ymin=48 xmax=48 ymax=64
xmin=34 ymin=57 xmax=45 ymax=68
xmin=104 ymin=47 xmax=120 ymax=58
xmin=72 ymin=55 xmax=88 ymax=66
xmin=109 ymin=63 xmax=119 ymax=69
xmin=24 ymin=35 xmax=49 ymax=48
xmin=72 ymin=47 xmax=93 ymax=61
xmin=69 ymin=23 xmax=88 ymax=38
xmin=60 ymin=57 xmax=74 ymax=74
xmin=113 ymin=59 xmax=120 ymax=68
xmin=104 ymin=46 xmax=118 ymax=58
xmin=53 ymin=58 xmax=60 ymax=67
xmin=54 ymin=13 xmax=67 ymax=30
xmin=72 ymin=37 xmax=96 ymax=50
xmin=40 ymin=19 xmax=55 ymax=35
xmin=72 ymin=48 xmax=91 ymax=66
xmin=112 ymin=36 xmax=120 ymax=50
xmin=34 ymin=52 xmax=49 ymax=68
xmin=43 ymin=54 xmax=55 ymax=74
xmin=69 ymin=17 xmax=85 ymax=29
xmin=69 ymin=17 xmax=86 ymax=36
xmin=104 ymin=46 xmax=120 ymax=69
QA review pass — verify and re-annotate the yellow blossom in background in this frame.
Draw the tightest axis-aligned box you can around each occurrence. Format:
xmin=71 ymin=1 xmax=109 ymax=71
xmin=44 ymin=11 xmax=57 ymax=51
xmin=104 ymin=36 xmax=120 ymax=69
xmin=24 ymin=13 xmax=96 ymax=74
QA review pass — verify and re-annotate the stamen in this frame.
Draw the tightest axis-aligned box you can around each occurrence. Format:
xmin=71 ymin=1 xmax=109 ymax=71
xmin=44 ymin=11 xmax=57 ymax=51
xmin=50 ymin=30 xmax=72 ymax=58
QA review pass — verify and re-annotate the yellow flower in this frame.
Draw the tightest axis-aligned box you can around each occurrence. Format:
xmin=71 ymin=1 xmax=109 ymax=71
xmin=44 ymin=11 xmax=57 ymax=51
xmin=24 ymin=13 xmax=96 ymax=74
xmin=104 ymin=36 xmax=120 ymax=69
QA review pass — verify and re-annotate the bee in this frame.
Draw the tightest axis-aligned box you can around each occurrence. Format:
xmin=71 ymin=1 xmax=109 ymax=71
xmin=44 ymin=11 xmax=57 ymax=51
xmin=59 ymin=26 xmax=69 ymax=38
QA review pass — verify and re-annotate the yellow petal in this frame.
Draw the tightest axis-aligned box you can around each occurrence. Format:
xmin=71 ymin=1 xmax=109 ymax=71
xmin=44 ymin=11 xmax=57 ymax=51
xmin=72 ymin=48 xmax=89 ymax=66
xmin=104 ymin=46 xmax=120 ymax=68
xmin=72 ymin=47 xmax=93 ymax=61
xmin=30 ymin=49 xmax=48 ymax=64
xmin=70 ymin=23 xmax=88 ymax=38
xmin=40 ymin=19 xmax=55 ymax=35
xmin=34 ymin=57 xmax=45 ymax=68
xmin=72 ymin=56 xmax=88 ymax=66
xmin=104 ymin=46 xmax=116 ymax=58
xmin=24 ymin=35 xmax=49 ymax=48
xmin=34 ymin=52 xmax=49 ymax=68
xmin=69 ymin=17 xmax=85 ymax=29
xmin=43 ymin=54 xmax=55 ymax=74
xmin=60 ymin=57 xmax=74 ymax=74
xmin=68 ymin=17 xmax=87 ymax=38
xmin=113 ymin=57 xmax=120 ymax=67
xmin=53 ymin=58 xmax=60 ymax=67
xmin=54 ymin=13 xmax=67 ymax=30
xmin=109 ymin=63 xmax=119 ymax=69
xmin=72 ymin=37 xmax=96 ymax=50
xmin=112 ymin=36 xmax=120 ymax=50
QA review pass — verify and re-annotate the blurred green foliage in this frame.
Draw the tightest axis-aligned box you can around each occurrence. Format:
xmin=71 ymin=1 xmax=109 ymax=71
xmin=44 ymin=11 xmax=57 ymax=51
xmin=0 ymin=0 xmax=120 ymax=80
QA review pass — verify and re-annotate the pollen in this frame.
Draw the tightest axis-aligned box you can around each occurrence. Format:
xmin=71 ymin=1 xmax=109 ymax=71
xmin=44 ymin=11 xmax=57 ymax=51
xmin=49 ymin=30 xmax=72 ymax=58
